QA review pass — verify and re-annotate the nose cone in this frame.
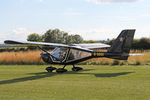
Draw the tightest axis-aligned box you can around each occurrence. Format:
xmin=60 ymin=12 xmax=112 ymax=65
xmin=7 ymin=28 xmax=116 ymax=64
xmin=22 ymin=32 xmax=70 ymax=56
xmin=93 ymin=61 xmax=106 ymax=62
xmin=40 ymin=53 xmax=52 ymax=63
xmin=40 ymin=52 xmax=49 ymax=57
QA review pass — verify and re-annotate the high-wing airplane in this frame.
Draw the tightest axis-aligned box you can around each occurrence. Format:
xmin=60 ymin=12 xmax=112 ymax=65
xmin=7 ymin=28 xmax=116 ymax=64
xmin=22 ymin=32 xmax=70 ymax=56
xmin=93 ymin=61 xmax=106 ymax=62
xmin=4 ymin=29 xmax=135 ymax=73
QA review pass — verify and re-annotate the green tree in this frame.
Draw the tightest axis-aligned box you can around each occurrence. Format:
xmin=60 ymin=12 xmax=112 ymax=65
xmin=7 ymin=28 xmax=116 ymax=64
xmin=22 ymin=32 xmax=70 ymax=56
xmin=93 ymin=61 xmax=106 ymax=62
xmin=42 ymin=29 xmax=62 ymax=43
xmin=27 ymin=33 xmax=42 ymax=50
xmin=72 ymin=34 xmax=84 ymax=44
xmin=27 ymin=33 xmax=42 ymax=42
xmin=104 ymin=39 xmax=115 ymax=45
xmin=42 ymin=29 xmax=83 ymax=44
xmin=67 ymin=35 xmax=74 ymax=44
xmin=132 ymin=39 xmax=140 ymax=49
xmin=138 ymin=38 xmax=150 ymax=49
xmin=62 ymin=33 xmax=69 ymax=44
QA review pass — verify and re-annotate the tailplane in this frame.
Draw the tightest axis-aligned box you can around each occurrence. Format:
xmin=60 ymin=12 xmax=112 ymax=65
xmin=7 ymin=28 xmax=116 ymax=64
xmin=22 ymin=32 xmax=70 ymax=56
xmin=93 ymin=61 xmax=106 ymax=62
xmin=107 ymin=29 xmax=135 ymax=60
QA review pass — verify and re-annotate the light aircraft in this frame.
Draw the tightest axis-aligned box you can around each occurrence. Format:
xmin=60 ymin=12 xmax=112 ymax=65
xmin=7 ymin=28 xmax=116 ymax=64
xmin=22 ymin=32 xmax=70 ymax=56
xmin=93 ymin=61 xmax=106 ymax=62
xmin=4 ymin=29 xmax=135 ymax=73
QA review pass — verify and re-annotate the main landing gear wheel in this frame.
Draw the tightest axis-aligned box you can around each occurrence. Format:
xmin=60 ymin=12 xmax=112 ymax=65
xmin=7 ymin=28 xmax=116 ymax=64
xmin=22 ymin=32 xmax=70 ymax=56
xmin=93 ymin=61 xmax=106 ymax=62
xmin=45 ymin=66 xmax=57 ymax=72
xmin=56 ymin=68 xmax=67 ymax=73
xmin=72 ymin=67 xmax=83 ymax=71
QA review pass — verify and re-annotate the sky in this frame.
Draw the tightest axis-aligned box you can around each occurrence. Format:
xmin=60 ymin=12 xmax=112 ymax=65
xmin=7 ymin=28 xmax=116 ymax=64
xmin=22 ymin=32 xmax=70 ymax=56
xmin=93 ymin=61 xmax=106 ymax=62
xmin=0 ymin=0 xmax=150 ymax=43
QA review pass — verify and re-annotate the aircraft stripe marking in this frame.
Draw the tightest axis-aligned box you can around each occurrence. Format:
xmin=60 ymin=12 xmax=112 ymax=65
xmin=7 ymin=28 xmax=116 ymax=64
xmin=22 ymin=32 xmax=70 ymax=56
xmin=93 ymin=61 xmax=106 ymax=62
xmin=93 ymin=53 xmax=104 ymax=56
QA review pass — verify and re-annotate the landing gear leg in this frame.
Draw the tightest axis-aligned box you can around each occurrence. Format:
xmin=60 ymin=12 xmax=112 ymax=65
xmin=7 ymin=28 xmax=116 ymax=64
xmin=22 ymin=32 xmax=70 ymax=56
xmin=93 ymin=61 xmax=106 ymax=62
xmin=45 ymin=66 xmax=57 ymax=72
xmin=56 ymin=65 xmax=68 ymax=73
xmin=72 ymin=65 xmax=83 ymax=71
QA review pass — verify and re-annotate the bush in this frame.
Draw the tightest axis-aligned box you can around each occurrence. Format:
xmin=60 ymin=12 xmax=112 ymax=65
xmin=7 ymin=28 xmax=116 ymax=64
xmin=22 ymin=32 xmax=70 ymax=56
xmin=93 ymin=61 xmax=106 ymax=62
xmin=111 ymin=60 xmax=120 ymax=65
xmin=136 ymin=61 xmax=141 ymax=65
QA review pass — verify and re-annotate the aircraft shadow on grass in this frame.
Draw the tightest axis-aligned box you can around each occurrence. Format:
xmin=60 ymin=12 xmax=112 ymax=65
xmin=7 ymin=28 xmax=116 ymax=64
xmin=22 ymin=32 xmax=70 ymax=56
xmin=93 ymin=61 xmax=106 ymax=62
xmin=0 ymin=69 xmax=134 ymax=85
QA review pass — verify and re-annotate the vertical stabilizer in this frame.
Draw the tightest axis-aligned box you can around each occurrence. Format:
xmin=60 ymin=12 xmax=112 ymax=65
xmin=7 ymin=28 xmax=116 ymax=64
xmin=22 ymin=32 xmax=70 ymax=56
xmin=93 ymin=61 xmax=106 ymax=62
xmin=107 ymin=29 xmax=135 ymax=60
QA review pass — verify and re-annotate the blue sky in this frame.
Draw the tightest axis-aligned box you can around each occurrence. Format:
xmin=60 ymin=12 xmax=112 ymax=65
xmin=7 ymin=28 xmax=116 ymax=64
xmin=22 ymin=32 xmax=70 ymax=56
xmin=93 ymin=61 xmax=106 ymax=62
xmin=0 ymin=0 xmax=150 ymax=42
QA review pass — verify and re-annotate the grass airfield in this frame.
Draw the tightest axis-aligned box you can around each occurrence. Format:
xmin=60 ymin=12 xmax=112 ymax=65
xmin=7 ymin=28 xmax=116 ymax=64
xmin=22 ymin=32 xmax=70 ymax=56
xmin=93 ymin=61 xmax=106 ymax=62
xmin=0 ymin=65 xmax=150 ymax=100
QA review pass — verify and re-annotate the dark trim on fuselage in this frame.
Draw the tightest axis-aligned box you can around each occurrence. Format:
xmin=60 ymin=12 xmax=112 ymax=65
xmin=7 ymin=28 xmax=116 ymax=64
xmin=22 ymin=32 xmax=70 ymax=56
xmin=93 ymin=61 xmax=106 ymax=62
xmin=41 ymin=48 xmax=125 ymax=65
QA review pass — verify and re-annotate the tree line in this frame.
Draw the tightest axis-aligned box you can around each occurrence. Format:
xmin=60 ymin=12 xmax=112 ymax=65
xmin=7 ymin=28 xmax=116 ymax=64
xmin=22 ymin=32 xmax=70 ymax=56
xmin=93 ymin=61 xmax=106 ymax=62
xmin=105 ymin=38 xmax=150 ymax=50
xmin=1 ymin=28 xmax=150 ymax=52
xmin=27 ymin=28 xmax=83 ymax=44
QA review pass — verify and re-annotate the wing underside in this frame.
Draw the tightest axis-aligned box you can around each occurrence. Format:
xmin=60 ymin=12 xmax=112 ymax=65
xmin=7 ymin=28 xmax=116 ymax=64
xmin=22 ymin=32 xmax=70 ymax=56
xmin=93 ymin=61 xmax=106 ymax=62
xmin=0 ymin=43 xmax=24 ymax=47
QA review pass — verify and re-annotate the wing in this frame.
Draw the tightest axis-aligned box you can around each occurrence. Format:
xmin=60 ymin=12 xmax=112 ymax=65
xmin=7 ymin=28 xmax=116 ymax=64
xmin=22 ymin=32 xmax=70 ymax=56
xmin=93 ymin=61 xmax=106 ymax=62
xmin=4 ymin=40 xmax=69 ymax=48
xmin=4 ymin=40 xmax=110 ymax=51
xmin=71 ymin=43 xmax=110 ymax=49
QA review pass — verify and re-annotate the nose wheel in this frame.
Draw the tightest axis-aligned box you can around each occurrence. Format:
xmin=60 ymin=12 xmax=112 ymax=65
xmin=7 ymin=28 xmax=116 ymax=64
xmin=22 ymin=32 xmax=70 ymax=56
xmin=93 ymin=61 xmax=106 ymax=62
xmin=45 ymin=66 xmax=57 ymax=72
xmin=56 ymin=65 xmax=67 ymax=73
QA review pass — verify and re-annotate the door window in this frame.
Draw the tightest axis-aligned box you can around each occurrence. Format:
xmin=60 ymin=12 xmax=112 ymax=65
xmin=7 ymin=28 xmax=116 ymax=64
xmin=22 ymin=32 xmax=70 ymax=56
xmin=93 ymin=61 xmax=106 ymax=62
xmin=67 ymin=49 xmax=91 ymax=61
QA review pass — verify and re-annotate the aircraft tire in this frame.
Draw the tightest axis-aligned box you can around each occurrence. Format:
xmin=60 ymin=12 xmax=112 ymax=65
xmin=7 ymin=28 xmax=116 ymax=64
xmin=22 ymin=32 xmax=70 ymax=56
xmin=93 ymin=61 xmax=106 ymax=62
xmin=56 ymin=68 xmax=67 ymax=73
xmin=45 ymin=66 xmax=57 ymax=72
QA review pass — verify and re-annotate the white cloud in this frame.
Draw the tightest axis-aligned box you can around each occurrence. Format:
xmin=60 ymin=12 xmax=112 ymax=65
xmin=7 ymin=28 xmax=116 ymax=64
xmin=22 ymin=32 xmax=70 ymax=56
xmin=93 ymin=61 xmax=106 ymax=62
xmin=0 ymin=28 xmax=31 ymax=42
xmin=0 ymin=28 xmax=44 ymax=42
xmin=63 ymin=8 xmax=83 ymax=16
xmin=11 ymin=28 xmax=31 ymax=41
xmin=18 ymin=0 xmax=44 ymax=3
xmin=68 ymin=28 xmax=119 ymax=40
xmin=86 ymin=0 xmax=143 ymax=4
xmin=12 ymin=28 xmax=29 ymax=35
xmin=39 ymin=0 xmax=44 ymax=2
xmin=63 ymin=12 xmax=83 ymax=16
xmin=141 ymin=14 xmax=150 ymax=17
xmin=67 ymin=26 xmax=150 ymax=40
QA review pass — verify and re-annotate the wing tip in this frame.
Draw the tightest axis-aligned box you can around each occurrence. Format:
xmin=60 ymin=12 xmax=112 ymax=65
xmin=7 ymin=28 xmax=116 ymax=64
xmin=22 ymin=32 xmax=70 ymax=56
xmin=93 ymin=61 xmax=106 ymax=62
xmin=4 ymin=40 xmax=23 ymax=45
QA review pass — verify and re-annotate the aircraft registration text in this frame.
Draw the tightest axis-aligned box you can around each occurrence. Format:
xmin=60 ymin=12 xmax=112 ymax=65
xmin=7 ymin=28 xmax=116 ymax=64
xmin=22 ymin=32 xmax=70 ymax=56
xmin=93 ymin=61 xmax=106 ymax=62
xmin=93 ymin=53 xmax=104 ymax=56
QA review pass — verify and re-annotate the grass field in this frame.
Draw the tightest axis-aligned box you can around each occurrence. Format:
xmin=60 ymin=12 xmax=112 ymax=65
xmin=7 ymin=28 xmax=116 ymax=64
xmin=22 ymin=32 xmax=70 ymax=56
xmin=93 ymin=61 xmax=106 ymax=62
xmin=0 ymin=65 xmax=150 ymax=100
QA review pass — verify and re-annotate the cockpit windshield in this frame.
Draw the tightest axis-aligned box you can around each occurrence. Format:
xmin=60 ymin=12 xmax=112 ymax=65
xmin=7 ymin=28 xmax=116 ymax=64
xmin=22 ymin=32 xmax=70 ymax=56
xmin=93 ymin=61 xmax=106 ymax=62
xmin=51 ymin=47 xmax=68 ymax=62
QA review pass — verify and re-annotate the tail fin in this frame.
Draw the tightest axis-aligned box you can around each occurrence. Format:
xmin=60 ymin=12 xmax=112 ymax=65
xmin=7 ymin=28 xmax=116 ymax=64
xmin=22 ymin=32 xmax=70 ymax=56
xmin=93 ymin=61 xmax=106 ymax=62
xmin=107 ymin=29 xmax=135 ymax=60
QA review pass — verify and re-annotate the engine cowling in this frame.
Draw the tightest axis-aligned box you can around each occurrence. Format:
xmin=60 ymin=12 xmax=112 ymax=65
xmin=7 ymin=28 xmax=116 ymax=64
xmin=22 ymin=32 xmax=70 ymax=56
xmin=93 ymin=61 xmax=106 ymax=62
xmin=40 ymin=53 xmax=53 ymax=64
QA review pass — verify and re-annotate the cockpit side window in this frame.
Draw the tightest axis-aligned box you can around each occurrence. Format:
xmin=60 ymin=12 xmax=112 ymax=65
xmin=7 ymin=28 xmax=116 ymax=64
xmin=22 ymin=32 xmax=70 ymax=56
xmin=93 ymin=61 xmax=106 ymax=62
xmin=67 ymin=49 xmax=91 ymax=61
xmin=51 ymin=47 xmax=68 ymax=62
